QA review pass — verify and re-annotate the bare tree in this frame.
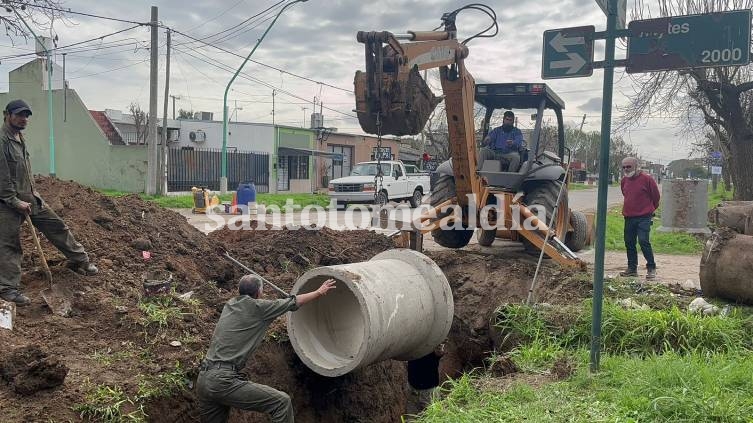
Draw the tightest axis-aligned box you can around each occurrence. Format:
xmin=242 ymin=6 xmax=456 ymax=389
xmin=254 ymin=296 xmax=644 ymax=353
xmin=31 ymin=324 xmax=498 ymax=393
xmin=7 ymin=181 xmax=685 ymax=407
xmin=129 ymin=102 xmax=149 ymax=145
xmin=620 ymin=0 xmax=753 ymax=199
xmin=1 ymin=1 xmax=68 ymax=43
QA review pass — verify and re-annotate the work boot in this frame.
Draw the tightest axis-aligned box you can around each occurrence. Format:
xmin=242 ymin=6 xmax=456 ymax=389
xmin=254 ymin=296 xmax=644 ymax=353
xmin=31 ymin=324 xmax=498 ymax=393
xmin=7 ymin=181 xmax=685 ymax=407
xmin=646 ymin=267 xmax=657 ymax=281
xmin=1 ymin=290 xmax=31 ymax=306
xmin=619 ymin=268 xmax=638 ymax=277
xmin=66 ymin=261 xmax=99 ymax=276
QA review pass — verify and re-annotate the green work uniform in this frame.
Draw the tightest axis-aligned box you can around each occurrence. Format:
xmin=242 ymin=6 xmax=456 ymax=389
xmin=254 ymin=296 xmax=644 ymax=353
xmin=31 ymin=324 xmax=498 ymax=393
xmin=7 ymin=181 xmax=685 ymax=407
xmin=197 ymin=295 xmax=299 ymax=423
xmin=0 ymin=124 xmax=88 ymax=295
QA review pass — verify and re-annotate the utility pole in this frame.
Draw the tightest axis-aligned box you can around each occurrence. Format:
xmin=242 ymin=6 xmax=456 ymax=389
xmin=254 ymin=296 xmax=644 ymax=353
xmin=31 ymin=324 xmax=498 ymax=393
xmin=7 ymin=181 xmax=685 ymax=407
xmin=302 ymin=107 xmax=308 ymax=127
xmin=146 ymin=6 xmax=159 ymax=195
xmin=170 ymin=94 xmax=181 ymax=119
xmin=578 ymin=114 xmax=587 ymax=171
xmin=271 ymin=89 xmax=276 ymax=125
xmin=10 ymin=6 xmax=55 ymax=177
xmin=159 ymin=29 xmax=171 ymax=196
xmin=63 ymin=53 xmax=67 ymax=122
xmin=221 ymin=0 xmax=307 ymax=193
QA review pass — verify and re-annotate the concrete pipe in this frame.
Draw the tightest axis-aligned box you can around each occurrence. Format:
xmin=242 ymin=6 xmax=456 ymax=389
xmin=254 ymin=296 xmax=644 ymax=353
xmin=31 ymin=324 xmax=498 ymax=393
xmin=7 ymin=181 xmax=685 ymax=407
xmin=287 ymin=249 xmax=453 ymax=377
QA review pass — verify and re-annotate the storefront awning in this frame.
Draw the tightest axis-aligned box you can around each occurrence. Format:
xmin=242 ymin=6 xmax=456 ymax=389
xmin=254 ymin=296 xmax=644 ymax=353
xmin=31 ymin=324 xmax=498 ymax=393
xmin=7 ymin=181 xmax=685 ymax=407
xmin=278 ymin=147 xmax=343 ymax=159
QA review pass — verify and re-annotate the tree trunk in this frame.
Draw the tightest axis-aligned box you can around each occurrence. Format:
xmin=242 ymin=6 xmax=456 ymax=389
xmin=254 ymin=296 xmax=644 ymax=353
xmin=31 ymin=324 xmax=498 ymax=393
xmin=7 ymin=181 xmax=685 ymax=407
xmin=729 ymin=130 xmax=753 ymax=200
xmin=723 ymin=165 xmax=732 ymax=191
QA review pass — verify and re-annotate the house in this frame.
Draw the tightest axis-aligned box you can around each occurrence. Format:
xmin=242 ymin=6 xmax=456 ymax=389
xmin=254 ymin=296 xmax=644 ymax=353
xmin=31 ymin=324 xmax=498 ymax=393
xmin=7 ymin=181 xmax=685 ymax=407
xmin=314 ymin=130 xmax=402 ymax=189
xmin=0 ymin=58 xmax=147 ymax=192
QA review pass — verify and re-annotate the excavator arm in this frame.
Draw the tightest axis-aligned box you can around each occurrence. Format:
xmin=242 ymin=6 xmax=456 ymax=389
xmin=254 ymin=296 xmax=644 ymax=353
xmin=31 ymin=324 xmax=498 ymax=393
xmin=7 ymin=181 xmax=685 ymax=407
xmin=354 ymin=25 xmax=481 ymax=207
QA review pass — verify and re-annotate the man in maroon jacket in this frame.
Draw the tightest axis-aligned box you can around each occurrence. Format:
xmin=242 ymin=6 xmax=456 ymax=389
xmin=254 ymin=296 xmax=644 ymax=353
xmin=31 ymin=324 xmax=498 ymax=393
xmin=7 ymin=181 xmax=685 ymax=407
xmin=620 ymin=157 xmax=660 ymax=280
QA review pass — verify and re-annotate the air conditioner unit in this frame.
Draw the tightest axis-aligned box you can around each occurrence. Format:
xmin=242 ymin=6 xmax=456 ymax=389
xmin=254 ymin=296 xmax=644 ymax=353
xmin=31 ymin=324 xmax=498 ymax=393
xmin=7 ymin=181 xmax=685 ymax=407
xmin=189 ymin=130 xmax=206 ymax=143
xmin=193 ymin=111 xmax=214 ymax=121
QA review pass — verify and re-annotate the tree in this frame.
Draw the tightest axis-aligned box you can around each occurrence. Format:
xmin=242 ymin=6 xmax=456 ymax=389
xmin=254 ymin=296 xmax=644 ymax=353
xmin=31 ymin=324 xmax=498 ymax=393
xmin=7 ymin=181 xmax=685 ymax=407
xmin=1 ymin=1 xmax=67 ymax=42
xmin=129 ymin=102 xmax=149 ymax=145
xmin=619 ymin=0 xmax=753 ymax=200
xmin=177 ymin=108 xmax=194 ymax=119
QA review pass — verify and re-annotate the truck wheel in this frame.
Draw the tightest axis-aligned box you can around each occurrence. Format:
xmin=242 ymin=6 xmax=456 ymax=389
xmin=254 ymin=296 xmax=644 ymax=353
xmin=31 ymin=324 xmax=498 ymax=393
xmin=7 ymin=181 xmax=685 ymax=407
xmin=375 ymin=191 xmax=388 ymax=207
xmin=520 ymin=180 xmax=562 ymax=253
xmin=477 ymin=229 xmax=497 ymax=246
xmin=409 ymin=189 xmax=423 ymax=208
xmin=565 ymin=210 xmax=588 ymax=252
xmin=429 ymin=174 xmax=474 ymax=248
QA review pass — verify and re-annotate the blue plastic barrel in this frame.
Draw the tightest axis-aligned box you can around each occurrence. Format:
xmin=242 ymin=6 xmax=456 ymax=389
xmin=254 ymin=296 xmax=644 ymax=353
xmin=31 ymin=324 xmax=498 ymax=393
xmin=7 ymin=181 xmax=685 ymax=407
xmin=237 ymin=182 xmax=257 ymax=213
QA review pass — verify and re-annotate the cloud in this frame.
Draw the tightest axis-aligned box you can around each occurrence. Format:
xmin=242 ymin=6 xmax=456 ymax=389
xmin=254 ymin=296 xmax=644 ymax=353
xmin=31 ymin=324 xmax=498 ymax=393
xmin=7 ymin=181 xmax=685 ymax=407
xmin=0 ymin=0 xmax=690 ymax=162
xmin=579 ymin=97 xmax=603 ymax=112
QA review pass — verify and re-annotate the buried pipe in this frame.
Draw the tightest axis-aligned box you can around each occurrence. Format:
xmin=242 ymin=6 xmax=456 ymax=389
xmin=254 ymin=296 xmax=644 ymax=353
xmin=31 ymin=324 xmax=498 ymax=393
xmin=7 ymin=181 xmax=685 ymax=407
xmin=287 ymin=249 xmax=453 ymax=377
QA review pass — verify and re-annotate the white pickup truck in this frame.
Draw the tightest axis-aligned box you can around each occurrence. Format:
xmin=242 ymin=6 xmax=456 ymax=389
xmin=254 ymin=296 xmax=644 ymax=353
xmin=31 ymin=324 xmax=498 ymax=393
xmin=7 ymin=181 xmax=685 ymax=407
xmin=328 ymin=160 xmax=430 ymax=208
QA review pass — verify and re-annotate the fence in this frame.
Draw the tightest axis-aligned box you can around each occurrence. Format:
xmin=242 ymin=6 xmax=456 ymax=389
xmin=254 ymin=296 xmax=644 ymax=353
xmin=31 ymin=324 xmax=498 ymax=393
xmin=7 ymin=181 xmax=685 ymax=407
xmin=168 ymin=147 xmax=270 ymax=192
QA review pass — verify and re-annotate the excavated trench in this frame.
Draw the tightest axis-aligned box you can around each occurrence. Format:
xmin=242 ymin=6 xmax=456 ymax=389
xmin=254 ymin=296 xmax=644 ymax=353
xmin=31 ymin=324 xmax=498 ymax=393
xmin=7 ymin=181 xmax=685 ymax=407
xmin=0 ymin=178 xmax=590 ymax=422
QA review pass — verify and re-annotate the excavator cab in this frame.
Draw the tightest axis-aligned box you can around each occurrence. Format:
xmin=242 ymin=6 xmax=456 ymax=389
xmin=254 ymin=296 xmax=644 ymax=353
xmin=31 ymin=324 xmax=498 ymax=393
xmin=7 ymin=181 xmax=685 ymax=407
xmin=475 ymin=83 xmax=568 ymax=191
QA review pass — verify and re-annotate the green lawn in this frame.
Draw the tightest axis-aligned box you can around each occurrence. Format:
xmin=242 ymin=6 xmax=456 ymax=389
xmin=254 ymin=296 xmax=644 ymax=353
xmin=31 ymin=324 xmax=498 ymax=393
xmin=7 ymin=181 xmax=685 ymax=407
xmin=417 ymin=299 xmax=753 ymax=423
xmin=707 ymin=184 xmax=734 ymax=209
xmin=98 ymin=190 xmax=330 ymax=210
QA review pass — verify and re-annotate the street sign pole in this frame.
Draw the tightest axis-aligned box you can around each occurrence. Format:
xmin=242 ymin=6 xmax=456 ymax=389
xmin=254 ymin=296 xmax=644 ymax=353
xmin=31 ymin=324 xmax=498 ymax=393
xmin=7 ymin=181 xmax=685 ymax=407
xmin=591 ymin=0 xmax=617 ymax=373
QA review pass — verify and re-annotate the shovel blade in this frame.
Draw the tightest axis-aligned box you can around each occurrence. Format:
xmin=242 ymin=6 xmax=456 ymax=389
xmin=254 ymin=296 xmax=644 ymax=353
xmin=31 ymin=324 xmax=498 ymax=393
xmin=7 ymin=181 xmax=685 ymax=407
xmin=0 ymin=300 xmax=15 ymax=330
xmin=41 ymin=284 xmax=73 ymax=317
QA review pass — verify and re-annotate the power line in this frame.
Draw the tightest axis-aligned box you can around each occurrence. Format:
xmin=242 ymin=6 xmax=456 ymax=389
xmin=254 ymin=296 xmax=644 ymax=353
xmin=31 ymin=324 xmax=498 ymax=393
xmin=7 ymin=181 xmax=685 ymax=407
xmin=4 ymin=1 xmax=148 ymax=25
xmin=168 ymin=27 xmax=351 ymax=94
xmin=172 ymin=0 xmax=286 ymax=48
xmin=0 ymin=25 xmax=145 ymax=60
xmin=174 ymin=46 xmax=356 ymax=119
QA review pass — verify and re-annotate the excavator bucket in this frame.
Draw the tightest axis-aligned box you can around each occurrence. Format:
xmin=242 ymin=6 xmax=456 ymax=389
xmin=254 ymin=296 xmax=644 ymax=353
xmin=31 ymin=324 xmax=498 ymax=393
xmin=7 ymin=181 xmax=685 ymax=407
xmin=354 ymin=47 xmax=441 ymax=136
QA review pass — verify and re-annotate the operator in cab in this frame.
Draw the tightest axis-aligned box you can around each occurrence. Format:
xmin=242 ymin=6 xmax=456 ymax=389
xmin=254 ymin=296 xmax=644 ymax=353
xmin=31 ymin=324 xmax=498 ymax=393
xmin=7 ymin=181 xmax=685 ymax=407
xmin=478 ymin=110 xmax=525 ymax=172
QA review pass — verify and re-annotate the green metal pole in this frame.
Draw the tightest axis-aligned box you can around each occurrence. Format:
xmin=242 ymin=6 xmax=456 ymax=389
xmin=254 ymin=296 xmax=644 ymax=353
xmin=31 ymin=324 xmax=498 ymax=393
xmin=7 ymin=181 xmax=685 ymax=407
xmin=11 ymin=6 xmax=55 ymax=177
xmin=591 ymin=0 xmax=617 ymax=373
xmin=221 ymin=0 xmax=307 ymax=193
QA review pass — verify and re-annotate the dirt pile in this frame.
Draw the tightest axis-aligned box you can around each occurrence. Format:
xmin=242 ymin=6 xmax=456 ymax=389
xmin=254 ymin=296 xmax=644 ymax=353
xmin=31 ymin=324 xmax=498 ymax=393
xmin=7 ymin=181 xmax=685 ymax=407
xmin=0 ymin=345 xmax=68 ymax=395
xmin=1 ymin=178 xmax=408 ymax=423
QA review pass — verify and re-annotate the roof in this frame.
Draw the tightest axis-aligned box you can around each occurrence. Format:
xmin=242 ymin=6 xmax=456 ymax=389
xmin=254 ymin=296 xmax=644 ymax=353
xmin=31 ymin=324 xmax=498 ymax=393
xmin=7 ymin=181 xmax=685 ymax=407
xmin=475 ymin=83 xmax=566 ymax=111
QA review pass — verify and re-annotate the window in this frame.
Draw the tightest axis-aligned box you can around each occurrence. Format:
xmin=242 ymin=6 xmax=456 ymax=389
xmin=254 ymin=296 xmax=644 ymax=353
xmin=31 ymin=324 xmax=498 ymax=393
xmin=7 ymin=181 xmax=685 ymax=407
xmin=393 ymin=165 xmax=403 ymax=178
xmin=289 ymin=156 xmax=309 ymax=180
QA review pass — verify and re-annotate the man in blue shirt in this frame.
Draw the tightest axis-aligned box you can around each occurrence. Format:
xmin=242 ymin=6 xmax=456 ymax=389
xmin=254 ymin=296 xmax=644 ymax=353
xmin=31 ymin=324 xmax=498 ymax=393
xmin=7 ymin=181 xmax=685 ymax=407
xmin=478 ymin=111 xmax=525 ymax=172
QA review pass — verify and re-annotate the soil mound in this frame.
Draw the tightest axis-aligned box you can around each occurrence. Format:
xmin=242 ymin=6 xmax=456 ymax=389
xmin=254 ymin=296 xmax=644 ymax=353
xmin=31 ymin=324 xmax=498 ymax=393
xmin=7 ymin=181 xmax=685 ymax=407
xmin=0 ymin=345 xmax=68 ymax=395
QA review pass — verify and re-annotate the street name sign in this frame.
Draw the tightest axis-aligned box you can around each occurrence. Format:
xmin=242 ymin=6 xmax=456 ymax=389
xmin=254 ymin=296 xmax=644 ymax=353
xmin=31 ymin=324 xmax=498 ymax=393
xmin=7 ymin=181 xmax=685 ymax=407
xmin=626 ymin=9 xmax=752 ymax=73
xmin=542 ymin=26 xmax=595 ymax=79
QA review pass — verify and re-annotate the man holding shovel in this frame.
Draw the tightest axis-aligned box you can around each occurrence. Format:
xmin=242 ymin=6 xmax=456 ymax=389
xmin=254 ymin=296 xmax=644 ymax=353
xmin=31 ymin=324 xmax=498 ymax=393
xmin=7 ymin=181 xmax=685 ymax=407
xmin=197 ymin=274 xmax=336 ymax=423
xmin=0 ymin=100 xmax=97 ymax=306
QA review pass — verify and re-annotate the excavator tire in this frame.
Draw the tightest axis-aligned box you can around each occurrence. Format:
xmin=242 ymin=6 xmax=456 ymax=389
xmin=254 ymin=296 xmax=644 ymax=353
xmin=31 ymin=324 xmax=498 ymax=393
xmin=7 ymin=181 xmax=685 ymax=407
xmin=565 ymin=210 xmax=588 ymax=252
xmin=520 ymin=180 xmax=563 ymax=253
xmin=477 ymin=229 xmax=497 ymax=247
xmin=429 ymin=174 xmax=474 ymax=249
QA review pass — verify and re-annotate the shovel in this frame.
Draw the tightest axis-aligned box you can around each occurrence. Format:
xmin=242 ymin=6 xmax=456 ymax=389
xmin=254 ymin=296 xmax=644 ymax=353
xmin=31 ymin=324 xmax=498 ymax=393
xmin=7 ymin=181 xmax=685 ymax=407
xmin=26 ymin=215 xmax=73 ymax=317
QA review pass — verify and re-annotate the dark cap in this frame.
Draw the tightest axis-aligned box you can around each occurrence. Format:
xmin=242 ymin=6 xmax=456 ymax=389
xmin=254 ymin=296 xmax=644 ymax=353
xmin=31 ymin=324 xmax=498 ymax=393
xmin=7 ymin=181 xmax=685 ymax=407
xmin=5 ymin=99 xmax=32 ymax=116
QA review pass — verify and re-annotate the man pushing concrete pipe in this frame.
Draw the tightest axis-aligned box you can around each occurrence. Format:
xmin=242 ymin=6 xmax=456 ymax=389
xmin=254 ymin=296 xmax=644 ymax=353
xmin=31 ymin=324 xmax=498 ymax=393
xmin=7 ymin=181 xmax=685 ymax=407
xmin=287 ymin=249 xmax=453 ymax=377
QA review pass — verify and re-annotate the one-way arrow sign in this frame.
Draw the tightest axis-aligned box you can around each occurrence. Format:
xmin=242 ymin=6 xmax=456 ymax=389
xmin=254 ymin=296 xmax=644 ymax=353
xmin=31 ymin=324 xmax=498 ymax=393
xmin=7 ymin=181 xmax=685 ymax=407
xmin=542 ymin=26 xmax=594 ymax=79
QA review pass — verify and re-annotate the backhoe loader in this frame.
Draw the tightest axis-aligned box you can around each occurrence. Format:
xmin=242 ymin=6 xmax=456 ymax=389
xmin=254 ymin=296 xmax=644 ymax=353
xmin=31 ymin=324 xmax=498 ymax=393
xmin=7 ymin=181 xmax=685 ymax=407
xmin=354 ymin=4 xmax=589 ymax=268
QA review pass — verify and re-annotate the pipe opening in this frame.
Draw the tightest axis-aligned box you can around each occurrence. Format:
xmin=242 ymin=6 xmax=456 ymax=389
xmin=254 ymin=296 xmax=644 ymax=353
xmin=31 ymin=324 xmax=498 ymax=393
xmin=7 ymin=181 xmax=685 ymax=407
xmin=291 ymin=276 xmax=365 ymax=372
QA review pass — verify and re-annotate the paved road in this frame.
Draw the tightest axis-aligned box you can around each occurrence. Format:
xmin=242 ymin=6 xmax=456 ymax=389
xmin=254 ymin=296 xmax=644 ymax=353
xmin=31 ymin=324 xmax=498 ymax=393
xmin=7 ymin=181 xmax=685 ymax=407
xmin=568 ymin=185 xmax=623 ymax=212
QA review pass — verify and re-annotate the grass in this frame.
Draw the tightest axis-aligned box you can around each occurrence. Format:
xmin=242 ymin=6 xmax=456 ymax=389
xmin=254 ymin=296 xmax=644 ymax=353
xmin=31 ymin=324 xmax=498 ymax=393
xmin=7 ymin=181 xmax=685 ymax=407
xmin=604 ymin=207 xmax=704 ymax=254
xmin=708 ymin=184 xmax=734 ymax=209
xmin=415 ymin=298 xmax=753 ymax=422
xmin=137 ymin=296 xmax=186 ymax=329
xmin=73 ymin=382 xmax=145 ymax=423
xmin=136 ymin=362 xmax=188 ymax=401
xmin=417 ymin=352 xmax=753 ymax=422
xmin=98 ymin=189 xmax=330 ymax=210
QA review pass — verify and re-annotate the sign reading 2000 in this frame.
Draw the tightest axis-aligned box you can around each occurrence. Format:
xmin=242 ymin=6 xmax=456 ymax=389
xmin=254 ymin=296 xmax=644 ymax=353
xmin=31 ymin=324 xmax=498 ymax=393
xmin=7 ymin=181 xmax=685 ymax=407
xmin=626 ymin=9 xmax=751 ymax=74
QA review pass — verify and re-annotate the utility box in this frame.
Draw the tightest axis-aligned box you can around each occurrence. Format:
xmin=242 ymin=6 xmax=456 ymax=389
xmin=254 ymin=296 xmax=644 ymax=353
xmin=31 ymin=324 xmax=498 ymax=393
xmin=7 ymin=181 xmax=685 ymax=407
xmin=657 ymin=179 xmax=710 ymax=234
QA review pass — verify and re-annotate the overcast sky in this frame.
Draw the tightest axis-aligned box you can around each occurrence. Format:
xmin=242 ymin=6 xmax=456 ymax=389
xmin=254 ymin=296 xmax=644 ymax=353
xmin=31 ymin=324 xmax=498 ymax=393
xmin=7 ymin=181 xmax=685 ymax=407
xmin=0 ymin=0 xmax=702 ymax=164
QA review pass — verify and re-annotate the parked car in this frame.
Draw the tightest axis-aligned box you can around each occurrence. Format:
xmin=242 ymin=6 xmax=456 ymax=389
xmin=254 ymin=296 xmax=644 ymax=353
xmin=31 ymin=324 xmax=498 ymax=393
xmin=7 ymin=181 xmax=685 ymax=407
xmin=328 ymin=160 xmax=430 ymax=208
